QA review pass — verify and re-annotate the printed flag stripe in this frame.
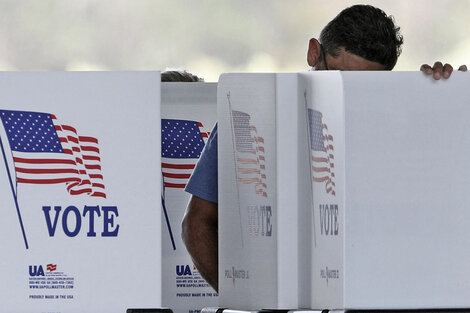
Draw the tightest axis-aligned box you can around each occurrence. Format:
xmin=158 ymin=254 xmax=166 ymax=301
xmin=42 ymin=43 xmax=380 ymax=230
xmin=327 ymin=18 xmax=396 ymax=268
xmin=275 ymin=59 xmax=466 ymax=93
xmin=13 ymin=172 xmax=84 ymax=181
xmin=15 ymin=167 xmax=80 ymax=174
xmin=161 ymin=162 xmax=196 ymax=170
xmin=17 ymin=177 xmax=81 ymax=184
xmin=69 ymin=178 xmax=91 ymax=185
xmin=60 ymin=125 xmax=77 ymax=132
xmin=313 ymin=176 xmax=336 ymax=185
xmin=313 ymin=154 xmax=334 ymax=161
xmin=312 ymin=156 xmax=329 ymax=163
xmin=83 ymin=155 xmax=101 ymax=161
xmin=79 ymin=136 xmax=99 ymax=143
xmin=68 ymin=136 xmax=79 ymax=144
xmin=164 ymin=182 xmax=187 ymax=189
xmin=81 ymin=146 xmax=100 ymax=153
xmin=162 ymin=172 xmax=191 ymax=179
xmin=238 ymin=178 xmax=266 ymax=186
xmin=238 ymin=168 xmax=262 ymax=174
xmin=313 ymin=167 xmax=332 ymax=173
xmin=66 ymin=183 xmax=87 ymax=191
xmin=13 ymin=157 xmax=76 ymax=165
xmin=237 ymin=158 xmax=258 ymax=164
xmin=69 ymin=189 xmax=92 ymax=195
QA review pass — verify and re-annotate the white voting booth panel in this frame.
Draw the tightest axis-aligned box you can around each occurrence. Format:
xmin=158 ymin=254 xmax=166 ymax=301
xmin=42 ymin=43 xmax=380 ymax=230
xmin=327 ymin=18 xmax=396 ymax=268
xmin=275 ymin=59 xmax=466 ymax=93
xmin=305 ymin=71 xmax=470 ymax=310
xmin=0 ymin=72 xmax=161 ymax=313
xmin=218 ymin=73 xmax=312 ymax=310
xmin=161 ymin=82 xmax=218 ymax=313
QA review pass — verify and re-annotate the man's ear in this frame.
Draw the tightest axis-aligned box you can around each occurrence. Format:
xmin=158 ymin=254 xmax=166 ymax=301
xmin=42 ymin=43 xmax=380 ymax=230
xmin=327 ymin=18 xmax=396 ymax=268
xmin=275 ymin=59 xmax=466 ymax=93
xmin=307 ymin=38 xmax=322 ymax=67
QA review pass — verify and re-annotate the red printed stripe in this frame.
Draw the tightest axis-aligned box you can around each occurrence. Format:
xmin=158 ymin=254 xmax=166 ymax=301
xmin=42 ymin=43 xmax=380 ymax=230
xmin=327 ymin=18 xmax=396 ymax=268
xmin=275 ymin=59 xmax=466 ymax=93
xmin=69 ymin=188 xmax=93 ymax=195
xmin=13 ymin=157 xmax=76 ymax=165
xmin=17 ymin=177 xmax=80 ymax=184
xmin=15 ymin=167 xmax=79 ymax=175
xmin=91 ymin=192 xmax=106 ymax=198
xmin=79 ymin=136 xmax=98 ymax=144
xmin=61 ymin=125 xmax=77 ymax=133
xmin=81 ymin=146 xmax=100 ymax=153
xmin=164 ymin=182 xmax=186 ymax=188
xmin=85 ymin=164 xmax=101 ymax=170
xmin=162 ymin=163 xmax=195 ymax=170
xmin=89 ymin=174 xmax=103 ymax=180
xmin=163 ymin=172 xmax=191 ymax=179
xmin=83 ymin=155 xmax=101 ymax=161
xmin=67 ymin=136 xmax=79 ymax=144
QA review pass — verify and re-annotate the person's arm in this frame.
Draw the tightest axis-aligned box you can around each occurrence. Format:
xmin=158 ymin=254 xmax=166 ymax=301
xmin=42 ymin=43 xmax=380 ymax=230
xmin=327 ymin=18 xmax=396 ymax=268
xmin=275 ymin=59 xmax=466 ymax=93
xmin=181 ymin=195 xmax=219 ymax=292
xmin=420 ymin=61 xmax=467 ymax=79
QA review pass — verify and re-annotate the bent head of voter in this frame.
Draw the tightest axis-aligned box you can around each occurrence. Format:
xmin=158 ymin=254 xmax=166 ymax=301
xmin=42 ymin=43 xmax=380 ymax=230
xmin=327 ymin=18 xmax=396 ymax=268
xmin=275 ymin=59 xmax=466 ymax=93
xmin=307 ymin=4 xmax=403 ymax=71
xmin=161 ymin=69 xmax=204 ymax=82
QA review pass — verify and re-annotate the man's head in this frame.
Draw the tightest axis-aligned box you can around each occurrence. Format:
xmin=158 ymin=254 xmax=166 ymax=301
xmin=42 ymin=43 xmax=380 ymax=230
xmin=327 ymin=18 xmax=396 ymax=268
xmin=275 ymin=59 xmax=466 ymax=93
xmin=307 ymin=5 xmax=404 ymax=71
xmin=161 ymin=70 xmax=204 ymax=82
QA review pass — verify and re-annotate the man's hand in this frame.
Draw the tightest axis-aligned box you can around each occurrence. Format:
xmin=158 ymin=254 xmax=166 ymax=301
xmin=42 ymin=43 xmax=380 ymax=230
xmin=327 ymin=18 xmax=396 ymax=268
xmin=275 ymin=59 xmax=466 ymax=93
xmin=181 ymin=195 xmax=219 ymax=292
xmin=420 ymin=61 xmax=467 ymax=80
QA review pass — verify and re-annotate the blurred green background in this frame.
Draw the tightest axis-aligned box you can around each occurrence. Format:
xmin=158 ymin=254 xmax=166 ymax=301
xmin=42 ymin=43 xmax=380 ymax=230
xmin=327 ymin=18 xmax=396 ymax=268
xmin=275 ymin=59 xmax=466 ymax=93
xmin=1 ymin=0 xmax=468 ymax=81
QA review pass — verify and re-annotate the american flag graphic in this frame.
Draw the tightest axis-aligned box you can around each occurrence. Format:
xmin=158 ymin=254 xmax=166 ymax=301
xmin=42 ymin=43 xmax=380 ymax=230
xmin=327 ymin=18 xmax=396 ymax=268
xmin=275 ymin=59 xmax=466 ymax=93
xmin=161 ymin=119 xmax=209 ymax=189
xmin=308 ymin=108 xmax=335 ymax=196
xmin=47 ymin=264 xmax=57 ymax=272
xmin=231 ymin=110 xmax=267 ymax=198
xmin=0 ymin=110 xmax=106 ymax=198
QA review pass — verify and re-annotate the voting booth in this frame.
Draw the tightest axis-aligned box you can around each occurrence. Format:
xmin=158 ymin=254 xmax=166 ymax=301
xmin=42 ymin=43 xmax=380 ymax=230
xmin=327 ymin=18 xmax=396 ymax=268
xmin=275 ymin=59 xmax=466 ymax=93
xmin=305 ymin=71 xmax=470 ymax=310
xmin=218 ymin=71 xmax=470 ymax=311
xmin=161 ymin=82 xmax=219 ymax=313
xmin=0 ymin=72 xmax=162 ymax=313
xmin=217 ymin=73 xmax=312 ymax=310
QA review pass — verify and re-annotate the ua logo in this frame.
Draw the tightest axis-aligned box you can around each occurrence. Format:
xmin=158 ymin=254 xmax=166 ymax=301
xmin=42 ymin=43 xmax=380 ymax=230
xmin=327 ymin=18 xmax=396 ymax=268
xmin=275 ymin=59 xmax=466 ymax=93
xmin=29 ymin=265 xmax=45 ymax=277
xmin=176 ymin=265 xmax=192 ymax=276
